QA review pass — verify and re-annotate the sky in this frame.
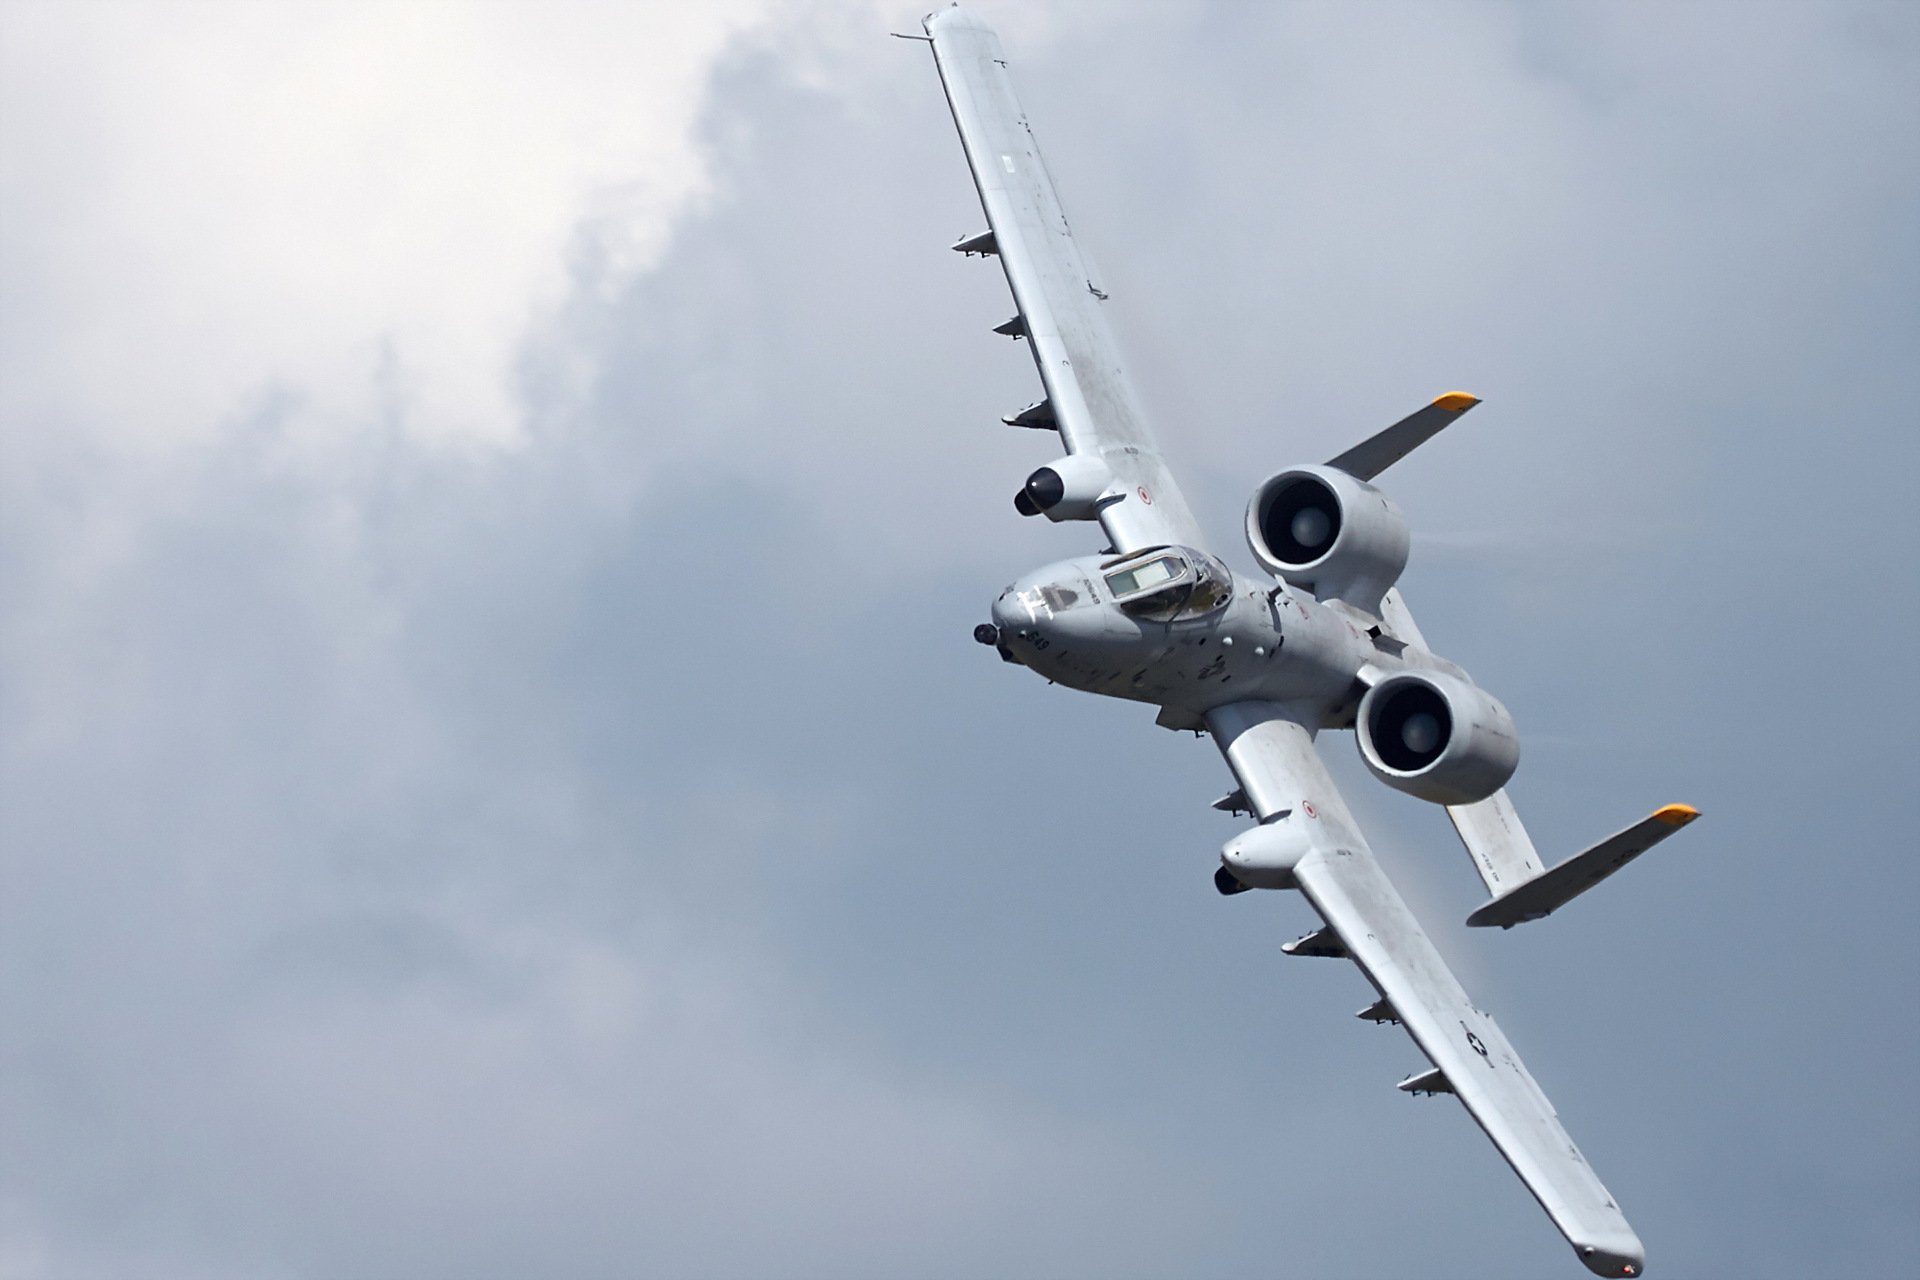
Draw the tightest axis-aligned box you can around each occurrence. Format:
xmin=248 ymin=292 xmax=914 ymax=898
xmin=1 ymin=1 xmax=1916 ymax=1276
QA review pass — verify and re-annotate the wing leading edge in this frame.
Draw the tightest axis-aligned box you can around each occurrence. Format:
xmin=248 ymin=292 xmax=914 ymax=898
xmin=1207 ymin=701 xmax=1646 ymax=1278
xmin=923 ymin=7 xmax=1204 ymax=555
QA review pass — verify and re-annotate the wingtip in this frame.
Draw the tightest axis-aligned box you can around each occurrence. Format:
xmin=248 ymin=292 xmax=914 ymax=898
xmin=1576 ymin=1237 xmax=1647 ymax=1278
xmin=1652 ymin=803 xmax=1700 ymax=826
xmin=1431 ymin=391 xmax=1480 ymax=412
xmin=923 ymin=4 xmax=992 ymax=38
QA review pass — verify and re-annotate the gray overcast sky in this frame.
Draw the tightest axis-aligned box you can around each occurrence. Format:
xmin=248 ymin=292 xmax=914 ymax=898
xmin=2 ymin=1 xmax=1916 ymax=1277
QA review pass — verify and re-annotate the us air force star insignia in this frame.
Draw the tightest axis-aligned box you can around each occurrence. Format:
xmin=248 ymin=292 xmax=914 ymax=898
xmin=1467 ymin=1031 xmax=1490 ymax=1059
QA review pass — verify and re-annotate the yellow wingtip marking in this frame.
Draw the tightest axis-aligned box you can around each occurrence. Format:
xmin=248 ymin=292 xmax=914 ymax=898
xmin=1432 ymin=391 xmax=1480 ymax=412
xmin=1653 ymin=803 xmax=1700 ymax=826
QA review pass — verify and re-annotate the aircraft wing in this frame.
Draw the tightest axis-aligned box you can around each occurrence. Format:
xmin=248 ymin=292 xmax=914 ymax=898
xmin=923 ymin=7 xmax=1206 ymax=555
xmin=1207 ymin=700 xmax=1645 ymax=1278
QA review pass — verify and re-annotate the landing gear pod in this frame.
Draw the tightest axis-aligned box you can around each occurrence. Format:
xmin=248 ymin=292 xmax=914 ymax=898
xmin=1357 ymin=670 xmax=1519 ymax=805
xmin=1013 ymin=454 xmax=1115 ymax=521
xmin=1219 ymin=819 xmax=1319 ymax=890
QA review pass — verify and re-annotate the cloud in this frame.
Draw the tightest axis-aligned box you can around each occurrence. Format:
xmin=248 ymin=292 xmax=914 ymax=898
xmin=0 ymin=0 xmax=776 ymax=454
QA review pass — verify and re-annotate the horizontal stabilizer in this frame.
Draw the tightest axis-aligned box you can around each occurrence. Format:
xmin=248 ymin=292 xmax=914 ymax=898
xmin=951 ymin=229 xmax=997 ymax=256
xmin=1397 ymin=1067 xmax=1453 ymax=1096
xmin=1357 ymin=998 xmax=1401 ymax=1024
xmin=1327 ymin=392 xmax=1480 ymax=482
xmin=1002 ymin=398 xmax=1057 ymax=430
xmin=1281 ymin=926 xmax=1347 ymax=958
xmin=1468 ymin=805 xmax=1701 ymax=929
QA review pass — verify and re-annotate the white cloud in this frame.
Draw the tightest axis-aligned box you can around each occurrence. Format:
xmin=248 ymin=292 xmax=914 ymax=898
xmin=0 ymin=0 xmax=776 ymax=456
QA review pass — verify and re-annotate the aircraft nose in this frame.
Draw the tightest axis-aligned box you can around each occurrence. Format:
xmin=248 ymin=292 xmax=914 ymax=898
xmin=991 ymin=579 xmax=1067 ymax=668
xmin=991 ymin=584 xmax=1032 ymax=633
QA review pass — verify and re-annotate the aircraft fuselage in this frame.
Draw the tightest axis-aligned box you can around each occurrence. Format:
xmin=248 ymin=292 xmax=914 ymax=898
xmin=985 ymin=548 xmax=1460 ymax=728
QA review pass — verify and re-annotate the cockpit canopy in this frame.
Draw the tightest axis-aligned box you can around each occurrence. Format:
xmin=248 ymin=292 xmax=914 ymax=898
xmin=1101 ymin=546 xmax=1233 ymax=621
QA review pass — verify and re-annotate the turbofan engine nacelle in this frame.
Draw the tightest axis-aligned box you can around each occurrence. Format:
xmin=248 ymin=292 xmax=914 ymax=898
xmin=1014 ymin=454 xmax=1115 ymax=522
xmin=1357 ymin=670 xmax=1519 ymax=805
xmin=1245 ymin=465 xmax=1409 ymax=614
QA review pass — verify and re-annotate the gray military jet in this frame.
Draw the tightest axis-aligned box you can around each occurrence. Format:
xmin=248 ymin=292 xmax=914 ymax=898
xmin=914 ymin=7 xmax=1700 ymax=1276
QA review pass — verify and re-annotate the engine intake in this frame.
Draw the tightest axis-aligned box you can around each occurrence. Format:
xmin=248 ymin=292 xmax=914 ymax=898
xmin=1357 ymin=670 xmax=1518 ymax=805
xmin=1246 ymin=465 xmax=1409 ymax=614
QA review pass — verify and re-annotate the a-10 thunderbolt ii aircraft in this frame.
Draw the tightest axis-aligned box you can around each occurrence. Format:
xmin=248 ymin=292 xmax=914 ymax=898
xmin=912 ymin=7 xmax=1701 ymax=1276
